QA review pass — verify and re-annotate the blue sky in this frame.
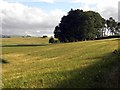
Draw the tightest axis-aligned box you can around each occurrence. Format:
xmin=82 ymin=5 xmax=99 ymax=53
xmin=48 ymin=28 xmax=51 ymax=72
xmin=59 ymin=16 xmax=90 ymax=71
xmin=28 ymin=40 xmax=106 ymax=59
xmin=1 ymin=0 xmax=119 ymax=36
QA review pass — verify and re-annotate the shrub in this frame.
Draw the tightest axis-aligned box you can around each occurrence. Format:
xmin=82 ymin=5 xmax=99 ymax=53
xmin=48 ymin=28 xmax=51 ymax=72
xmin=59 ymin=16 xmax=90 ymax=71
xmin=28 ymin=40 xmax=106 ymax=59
xmin=49 ymin=37 xmax=54 ymax=43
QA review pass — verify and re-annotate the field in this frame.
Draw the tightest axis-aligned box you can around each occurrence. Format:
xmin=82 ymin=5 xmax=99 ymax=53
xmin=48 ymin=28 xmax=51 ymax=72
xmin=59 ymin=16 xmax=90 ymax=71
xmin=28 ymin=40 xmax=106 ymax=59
xmin=1 ymin=37 xmax=120 ymax=88
xmin=1 ymin=37 xmax=49 ymax=45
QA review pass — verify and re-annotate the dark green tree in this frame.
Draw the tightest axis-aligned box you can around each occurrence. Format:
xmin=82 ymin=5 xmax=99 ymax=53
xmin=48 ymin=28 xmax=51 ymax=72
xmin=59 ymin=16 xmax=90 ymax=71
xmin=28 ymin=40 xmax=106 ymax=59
xmin=54 ymin=9 xmax=105 ymax=42
xmin=83 ymin=11 xmax=105 ymax=39
xmin=49 ymin=36 xmax=54 ymax=43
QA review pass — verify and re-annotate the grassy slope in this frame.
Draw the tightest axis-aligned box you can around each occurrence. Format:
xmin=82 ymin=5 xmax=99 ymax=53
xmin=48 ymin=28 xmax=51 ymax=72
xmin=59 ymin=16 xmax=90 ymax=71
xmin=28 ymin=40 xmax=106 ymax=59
xmin=2 ymin=38 xmax=120 ymax=88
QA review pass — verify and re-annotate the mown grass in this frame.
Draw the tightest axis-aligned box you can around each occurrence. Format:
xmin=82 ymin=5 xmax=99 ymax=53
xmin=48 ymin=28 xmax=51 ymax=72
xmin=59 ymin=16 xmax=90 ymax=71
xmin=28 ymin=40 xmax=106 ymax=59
xmin=1 ymin=37 xmax=49 ymax=45
xmin=1 ymin=38 xmax=120 ymax=88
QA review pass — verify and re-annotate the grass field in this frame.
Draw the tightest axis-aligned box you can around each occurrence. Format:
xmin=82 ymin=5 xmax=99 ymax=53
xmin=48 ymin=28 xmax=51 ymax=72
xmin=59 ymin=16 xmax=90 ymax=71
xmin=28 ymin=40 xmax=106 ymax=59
xmin=1 ymin=37 xmax=49 ymax=45
xmin=1 ymin=37 xmax=120 ymax=88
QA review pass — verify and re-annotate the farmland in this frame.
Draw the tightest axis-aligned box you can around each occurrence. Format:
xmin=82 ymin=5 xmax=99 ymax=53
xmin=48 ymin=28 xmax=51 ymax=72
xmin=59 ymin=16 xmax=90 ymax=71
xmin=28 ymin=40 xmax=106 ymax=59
xmin=1 ymin=37 xmax=49 ymax=45
xmin=1 ymin=37 xmax=120 ymax=88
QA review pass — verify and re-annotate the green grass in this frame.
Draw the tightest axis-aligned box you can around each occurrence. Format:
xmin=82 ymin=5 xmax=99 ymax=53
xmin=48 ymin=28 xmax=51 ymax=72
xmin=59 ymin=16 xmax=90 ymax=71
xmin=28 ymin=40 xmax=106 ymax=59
xmin=1 ymin=38 xmax=120 ymax=88
xmin=1 ymin=37 xmax=49 ymax=45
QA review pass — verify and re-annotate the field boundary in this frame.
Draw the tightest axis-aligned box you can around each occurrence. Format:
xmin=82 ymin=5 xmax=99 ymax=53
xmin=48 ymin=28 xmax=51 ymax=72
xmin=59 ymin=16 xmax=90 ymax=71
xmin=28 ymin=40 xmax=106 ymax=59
xmin=1 ymin=44 xmax=49 ymax=47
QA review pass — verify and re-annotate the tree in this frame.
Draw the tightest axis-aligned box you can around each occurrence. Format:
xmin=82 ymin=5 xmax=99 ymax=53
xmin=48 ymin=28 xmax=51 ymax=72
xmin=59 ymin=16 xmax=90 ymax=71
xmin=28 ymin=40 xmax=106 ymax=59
xmin=83 ymin=11 xmax=105 ymax=39
xmin=49 ymin=36 xmax=54 ymax=43
xmin=54 ymin=9 xmax=105 ymax=42
xmin=115 ymin=22 xmax=120 ymax=35
xmin=98 ymin=18 xmax=106 ymax=37
xmin=106 ymin=17 xmax=117 ymax=35
xmin=42 ymin=35 xmax=48 ymax=38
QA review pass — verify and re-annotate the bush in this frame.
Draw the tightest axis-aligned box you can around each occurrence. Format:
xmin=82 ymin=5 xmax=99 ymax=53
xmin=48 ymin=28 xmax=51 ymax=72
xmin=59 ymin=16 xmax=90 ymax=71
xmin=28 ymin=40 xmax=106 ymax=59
xmin=49 ymin=37 xmax=54 ymax=43
xmin=54 ymin=40 xmax=60 ymax=43
xmin=42 ymin=35 xmax=48 ymax=38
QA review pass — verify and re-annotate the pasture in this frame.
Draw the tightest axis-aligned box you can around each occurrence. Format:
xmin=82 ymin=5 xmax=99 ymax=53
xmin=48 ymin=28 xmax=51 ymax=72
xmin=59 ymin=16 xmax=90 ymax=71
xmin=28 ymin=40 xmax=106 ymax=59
xmin=1 ymin=37 xmax=120 ymax=88
xmin=1 ymin=37 xmax=49 ymax=45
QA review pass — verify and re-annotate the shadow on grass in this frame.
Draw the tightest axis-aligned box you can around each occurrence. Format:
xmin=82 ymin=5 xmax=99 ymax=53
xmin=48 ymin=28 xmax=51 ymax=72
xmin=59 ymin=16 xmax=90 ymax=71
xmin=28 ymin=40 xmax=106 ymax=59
xmin=0 ymin=58 xmax=9 ymax=64
xmin=45 ymin=53 xmax=120 ymax=88
xmin=1 ymin=44 xmax=49 ymax=47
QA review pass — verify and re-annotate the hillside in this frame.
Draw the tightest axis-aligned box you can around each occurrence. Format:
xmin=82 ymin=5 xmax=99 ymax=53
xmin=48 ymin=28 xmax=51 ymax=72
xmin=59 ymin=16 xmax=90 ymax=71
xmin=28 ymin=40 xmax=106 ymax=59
xmin=1 ymin=38 xmax=120 ymax=88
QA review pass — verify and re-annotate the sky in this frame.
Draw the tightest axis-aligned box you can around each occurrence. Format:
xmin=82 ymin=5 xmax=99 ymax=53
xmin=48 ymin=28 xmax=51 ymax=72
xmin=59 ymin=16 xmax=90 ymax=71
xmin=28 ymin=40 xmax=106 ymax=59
xmin=0 ymin=0 xmax=119 ymax=37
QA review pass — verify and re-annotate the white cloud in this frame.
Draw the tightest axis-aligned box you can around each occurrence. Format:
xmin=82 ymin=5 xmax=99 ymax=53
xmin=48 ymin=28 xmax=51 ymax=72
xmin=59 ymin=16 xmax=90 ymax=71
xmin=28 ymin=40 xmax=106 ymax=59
xmin=4 ymin=0 xmax=55 ymax=3
xmin=72 ymin=0 xmax=119 ymax=21
xmin=72 ymin=0 xmax=119 ymax=8
xmin=3 ymin=0 xmax=70 ymax=3
xmin=101 ymin=7 xmax=118 ymax=20
xmin=0 ymin=0 xmax=119 ymax=36
xmin=0 ymin=1 xmax=66 ymax=36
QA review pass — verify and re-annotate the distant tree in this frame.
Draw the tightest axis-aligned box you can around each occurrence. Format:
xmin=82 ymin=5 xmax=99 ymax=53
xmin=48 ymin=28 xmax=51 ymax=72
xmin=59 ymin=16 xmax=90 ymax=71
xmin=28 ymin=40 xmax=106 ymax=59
xmin=42 ymin=35 xmax=48 ymax=38
xmin=2 ymin=35 xmax=11 ymax=38
xmin=106 ymin=17 xmax=117 ymax=35
xmin=54 ymin=9 xmax=105 ymax=42
xmin=49 ymin=36 xmax=54 ymax=43
xmin=115 ymin=22 xmax=120 ymax=35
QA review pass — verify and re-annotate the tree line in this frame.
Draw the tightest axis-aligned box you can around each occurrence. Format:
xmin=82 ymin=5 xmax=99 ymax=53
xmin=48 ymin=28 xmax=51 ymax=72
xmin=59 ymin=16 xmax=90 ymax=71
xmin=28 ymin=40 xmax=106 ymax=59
xmin=54 ymin=9 xmax=120 ymax=42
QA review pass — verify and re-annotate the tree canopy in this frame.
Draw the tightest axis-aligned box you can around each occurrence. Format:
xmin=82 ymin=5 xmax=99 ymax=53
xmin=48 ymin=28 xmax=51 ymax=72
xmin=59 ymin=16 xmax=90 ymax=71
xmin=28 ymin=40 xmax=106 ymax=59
xmin=54 ymin=9 xmax=105 ymax=42
xmin=54 ymin=9 xmax=120 ymax=42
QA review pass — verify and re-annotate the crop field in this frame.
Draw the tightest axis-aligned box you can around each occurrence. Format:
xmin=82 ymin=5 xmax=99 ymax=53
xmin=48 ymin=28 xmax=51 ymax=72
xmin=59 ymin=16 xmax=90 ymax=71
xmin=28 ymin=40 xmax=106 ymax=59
xmin=1 ymin=37 xmax=120 ymax=88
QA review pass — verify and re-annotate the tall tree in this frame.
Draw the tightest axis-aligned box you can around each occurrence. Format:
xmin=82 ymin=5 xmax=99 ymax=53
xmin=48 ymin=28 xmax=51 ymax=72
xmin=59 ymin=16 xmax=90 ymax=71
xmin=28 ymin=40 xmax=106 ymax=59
xmin=115 ymin=22 xmax=120 ymax=35
xmin=106 ymin=17 xmax=117 ymax=35
xmin=54 ymin=9 xmax=105 ymax=42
